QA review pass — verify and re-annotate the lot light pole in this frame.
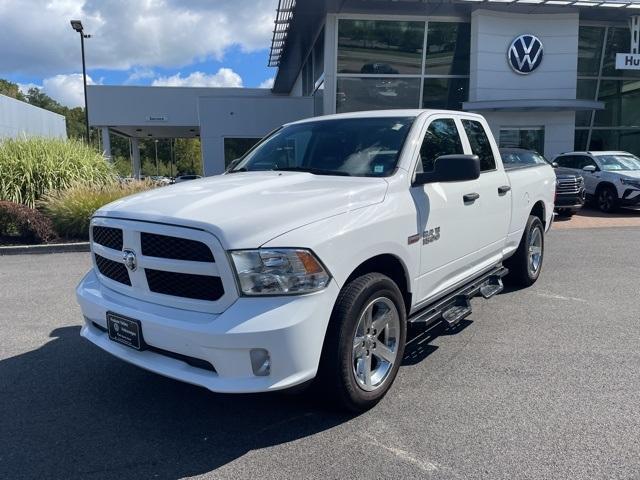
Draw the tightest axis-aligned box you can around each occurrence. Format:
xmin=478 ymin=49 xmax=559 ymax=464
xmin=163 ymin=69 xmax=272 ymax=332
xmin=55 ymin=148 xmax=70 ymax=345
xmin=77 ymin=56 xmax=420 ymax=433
xmin=70 ymin=20 xmax=91 ymax=143
xmin=154 ymin=139 xmax=159 ymax=176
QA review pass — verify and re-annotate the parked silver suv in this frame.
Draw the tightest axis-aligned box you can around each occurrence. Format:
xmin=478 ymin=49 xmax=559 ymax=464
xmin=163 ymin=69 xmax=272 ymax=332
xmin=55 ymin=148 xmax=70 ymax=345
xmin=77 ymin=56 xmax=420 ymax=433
xmin=552 ymin=151 xmax=640 ymax=213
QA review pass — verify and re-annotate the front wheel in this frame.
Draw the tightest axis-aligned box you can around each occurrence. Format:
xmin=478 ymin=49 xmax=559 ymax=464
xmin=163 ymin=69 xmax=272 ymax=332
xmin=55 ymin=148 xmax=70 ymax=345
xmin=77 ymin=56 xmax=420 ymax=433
xmin=505 ymin=215 xmax=545 ymax=287
xmin=317 ymin=273 xmax=406 ymax=412
xmin=597 ymin=186 xmax=619 ymax=213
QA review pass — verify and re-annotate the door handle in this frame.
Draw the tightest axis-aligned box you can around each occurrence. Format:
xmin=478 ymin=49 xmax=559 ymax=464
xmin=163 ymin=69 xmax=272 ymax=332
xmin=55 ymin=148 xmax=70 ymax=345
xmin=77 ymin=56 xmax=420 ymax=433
xmin=498 ymin=185 xmax=511 ymax=195
xmin=463 ymin=192 xmax=480 ymax=203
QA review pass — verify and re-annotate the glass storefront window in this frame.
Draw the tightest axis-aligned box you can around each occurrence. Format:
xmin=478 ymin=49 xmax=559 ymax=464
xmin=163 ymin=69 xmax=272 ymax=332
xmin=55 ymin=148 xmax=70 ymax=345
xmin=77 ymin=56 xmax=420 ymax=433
xmin=499 ymin=128 xmax=545 ymax=154
xmin=313 ymin=28 xmax=325 ymax=84
xmin=337 ymin=19 xmax=424 ymax=75
xmin=577 ymin=26 xmax=605 ymax=76
xmin=588 ymin=129 xmax=640 ymax=153
xmin=594 ymin=79 xmax=640 ymax=127
xmin=574 ymin=130 xmax=589 ymax=151
xmin=603 ymin=27 xmax=640 ymax=78
xmin=336 ymin=77 xmax=421 ymax=113
xmin=224 ymin=138 xmax=261 ymax=167
xmin=424 ymin=22 xmax=471 ymax=75
xmin=422 ymin=77 xmax=468 ymax=110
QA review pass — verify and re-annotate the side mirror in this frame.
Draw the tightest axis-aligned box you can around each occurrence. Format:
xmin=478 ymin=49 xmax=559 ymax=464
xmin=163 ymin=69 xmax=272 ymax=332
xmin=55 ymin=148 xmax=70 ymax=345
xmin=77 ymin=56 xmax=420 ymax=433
xmin=414 ymin=155 xmax=480 ymax=186
xmin=582 ymin=165 xmax=597 ymax=173
xmin=552 ymin=162 xmax=559 ymax=168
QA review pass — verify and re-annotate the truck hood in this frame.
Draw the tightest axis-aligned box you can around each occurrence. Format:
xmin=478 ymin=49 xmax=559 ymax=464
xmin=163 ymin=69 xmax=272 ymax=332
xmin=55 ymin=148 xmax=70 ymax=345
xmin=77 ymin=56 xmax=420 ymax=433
xmin=95 ymin=172 xmax=388 ymax=248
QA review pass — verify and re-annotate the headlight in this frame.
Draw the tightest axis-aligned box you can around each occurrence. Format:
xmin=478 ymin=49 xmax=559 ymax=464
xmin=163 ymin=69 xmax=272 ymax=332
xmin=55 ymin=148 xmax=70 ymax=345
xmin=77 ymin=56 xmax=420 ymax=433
xmin=620 ymin=178 xmax=640 ymax=189
xmin=230 ymin=249 xmax=330 ymax=296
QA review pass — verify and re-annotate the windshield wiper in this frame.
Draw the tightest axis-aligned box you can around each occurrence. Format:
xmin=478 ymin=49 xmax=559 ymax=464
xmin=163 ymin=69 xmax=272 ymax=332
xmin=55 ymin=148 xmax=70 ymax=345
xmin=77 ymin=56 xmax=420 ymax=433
xmin=227 ymin=167 xmax=248 ymax=174
xmin=273 ymin=166 xmax=351 ymax=176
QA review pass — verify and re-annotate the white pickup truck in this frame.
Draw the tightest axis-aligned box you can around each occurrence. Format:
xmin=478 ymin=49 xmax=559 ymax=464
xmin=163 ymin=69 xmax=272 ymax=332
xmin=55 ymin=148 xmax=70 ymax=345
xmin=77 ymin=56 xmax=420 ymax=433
xmin=77 ymin=110 xmax=555 ymax=411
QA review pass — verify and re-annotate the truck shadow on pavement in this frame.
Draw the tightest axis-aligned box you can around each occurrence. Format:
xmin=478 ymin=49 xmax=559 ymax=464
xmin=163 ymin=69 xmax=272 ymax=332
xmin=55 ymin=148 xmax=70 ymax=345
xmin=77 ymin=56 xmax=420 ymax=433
xmin=0 ymin=326 xmax=350 ymax=480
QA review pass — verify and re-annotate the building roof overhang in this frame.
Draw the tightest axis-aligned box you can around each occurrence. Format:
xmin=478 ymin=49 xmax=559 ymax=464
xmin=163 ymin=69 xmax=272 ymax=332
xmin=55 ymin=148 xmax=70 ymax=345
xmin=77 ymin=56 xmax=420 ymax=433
xmin=463 ymin=99 xmax=605 ymax=111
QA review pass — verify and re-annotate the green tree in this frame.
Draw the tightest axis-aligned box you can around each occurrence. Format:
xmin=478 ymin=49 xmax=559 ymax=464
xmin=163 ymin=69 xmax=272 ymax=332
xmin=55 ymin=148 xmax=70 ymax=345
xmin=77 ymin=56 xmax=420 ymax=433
xmin=0 ymin=79 xmax=26 ymax=101
xmin=174 ymin=138 xmax=202 ymax=175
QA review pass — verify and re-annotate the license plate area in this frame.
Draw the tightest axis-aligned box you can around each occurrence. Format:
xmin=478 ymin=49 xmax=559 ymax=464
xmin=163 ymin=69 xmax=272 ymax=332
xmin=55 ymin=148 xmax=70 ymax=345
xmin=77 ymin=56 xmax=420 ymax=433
xmin=107 ymin=312 xmax=145 ymax=350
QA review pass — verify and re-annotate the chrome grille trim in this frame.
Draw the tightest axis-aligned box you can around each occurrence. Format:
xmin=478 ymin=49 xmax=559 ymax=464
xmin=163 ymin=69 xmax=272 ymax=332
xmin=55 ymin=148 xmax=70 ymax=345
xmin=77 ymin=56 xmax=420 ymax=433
xmin=89 ymin=217 xmax=238 ymax=314
xmin=556 ymin=177 xmax=582 ymax=195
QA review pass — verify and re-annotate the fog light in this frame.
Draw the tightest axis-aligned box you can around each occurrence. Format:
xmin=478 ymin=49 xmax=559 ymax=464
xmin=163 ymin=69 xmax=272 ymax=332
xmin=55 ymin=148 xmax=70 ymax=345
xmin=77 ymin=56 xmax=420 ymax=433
xmin=250 ymin=348 xmax=271 ymax=376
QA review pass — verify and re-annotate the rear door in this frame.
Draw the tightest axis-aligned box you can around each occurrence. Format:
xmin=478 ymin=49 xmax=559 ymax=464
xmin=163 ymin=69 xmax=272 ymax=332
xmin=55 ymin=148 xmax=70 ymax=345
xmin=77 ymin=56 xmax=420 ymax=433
xmin=459 ymin=118 xmax=511 ymax=264
xmin=411 ymin=115 xmax=486 ymax=305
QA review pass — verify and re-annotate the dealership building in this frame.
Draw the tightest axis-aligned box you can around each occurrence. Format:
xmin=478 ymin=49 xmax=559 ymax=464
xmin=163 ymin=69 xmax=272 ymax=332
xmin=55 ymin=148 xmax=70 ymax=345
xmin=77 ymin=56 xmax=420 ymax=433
xmin=88 ymin=0 xmax=640 ymax=176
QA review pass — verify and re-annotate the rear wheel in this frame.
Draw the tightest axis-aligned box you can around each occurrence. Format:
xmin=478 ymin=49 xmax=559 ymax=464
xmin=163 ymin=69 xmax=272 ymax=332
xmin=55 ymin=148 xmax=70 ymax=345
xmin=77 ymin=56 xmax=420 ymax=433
xmin=505 ymin=215 xmax=545 ymax=287
xmin=597 ymin=185 xmax=619 ymax=213
xmin=317 ymin=273 xmax=406 ymax=412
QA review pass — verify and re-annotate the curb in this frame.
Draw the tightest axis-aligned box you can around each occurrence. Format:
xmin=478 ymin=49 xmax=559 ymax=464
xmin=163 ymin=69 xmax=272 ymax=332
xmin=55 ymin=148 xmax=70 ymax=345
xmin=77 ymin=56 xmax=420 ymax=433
xmin=0 ymin=242 xmax=90 ymax=256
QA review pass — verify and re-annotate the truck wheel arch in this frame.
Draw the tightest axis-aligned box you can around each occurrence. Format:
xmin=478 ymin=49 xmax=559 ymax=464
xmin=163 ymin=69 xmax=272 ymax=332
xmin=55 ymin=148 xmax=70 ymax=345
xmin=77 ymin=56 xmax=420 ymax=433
xmin=531 ymin=201 xmax=546 ymax=228
xmin=343 ymin=254 xmax=412 ymax=315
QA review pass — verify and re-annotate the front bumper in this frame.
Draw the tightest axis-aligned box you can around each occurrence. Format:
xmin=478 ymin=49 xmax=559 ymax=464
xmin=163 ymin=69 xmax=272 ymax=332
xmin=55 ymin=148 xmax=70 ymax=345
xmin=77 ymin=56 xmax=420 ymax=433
xmin=554 ymin=190 xmax=585 ymax=210
xmin=77 ymin=270 xmax=340 ymax=393
xmin=621 ymin=188 xmax=640 ymax=206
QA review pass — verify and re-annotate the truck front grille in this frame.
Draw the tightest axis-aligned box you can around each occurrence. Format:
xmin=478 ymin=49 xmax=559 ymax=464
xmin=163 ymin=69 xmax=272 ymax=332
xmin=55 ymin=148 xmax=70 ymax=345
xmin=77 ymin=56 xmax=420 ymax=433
xmin=95 ymin=254 xmax=131 ymax=286
xmin=90 ymin=218 xmax=237 ymax=313
xmin=556 ymin=177 xmax=583 ymax=195
xmin=92 ymin=226 xmax=123 ymax=251
xmin=141 ymin=232 xmax=215 ymax=262
xmin=145 ymin=269 xmax=224 ymax=301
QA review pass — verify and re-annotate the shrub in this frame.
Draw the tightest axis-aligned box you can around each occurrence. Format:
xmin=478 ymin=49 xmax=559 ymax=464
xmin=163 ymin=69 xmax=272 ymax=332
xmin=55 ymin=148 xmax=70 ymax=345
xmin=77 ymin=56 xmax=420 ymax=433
xmin=40 ymin=181 xmax=155 ymax=239
xmin=0 ymin=201 xmax=57 ymax=244
xmin=0 ymin=137 xmax=116 ymax=208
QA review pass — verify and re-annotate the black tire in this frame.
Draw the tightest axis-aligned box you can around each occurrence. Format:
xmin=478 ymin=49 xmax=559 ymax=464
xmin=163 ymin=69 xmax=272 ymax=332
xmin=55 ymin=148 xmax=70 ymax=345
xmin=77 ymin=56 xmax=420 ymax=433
xmin=317 ymin=273 xmax=407 ymax=412
xmin=596 ymin=185 xmax=619 ymax=213
xmin=505 ymin=215 xmax=545 ymax=287
xmin=556 ymin=209 xmax=573 ymax=218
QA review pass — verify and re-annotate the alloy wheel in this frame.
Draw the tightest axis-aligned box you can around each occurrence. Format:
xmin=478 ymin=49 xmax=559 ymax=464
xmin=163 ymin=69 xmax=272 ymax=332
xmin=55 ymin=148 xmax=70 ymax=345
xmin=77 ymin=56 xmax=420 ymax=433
xmin=352 ymin=297 xmax=400 ymax=392
xmin=528 ymin=226 xmax=543 ymax=276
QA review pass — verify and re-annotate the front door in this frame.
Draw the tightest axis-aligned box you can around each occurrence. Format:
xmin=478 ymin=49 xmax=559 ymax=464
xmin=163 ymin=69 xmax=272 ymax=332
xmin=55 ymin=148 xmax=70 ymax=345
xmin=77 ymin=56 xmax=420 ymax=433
xmin=411 ymin=116 xmax=486 ymax=305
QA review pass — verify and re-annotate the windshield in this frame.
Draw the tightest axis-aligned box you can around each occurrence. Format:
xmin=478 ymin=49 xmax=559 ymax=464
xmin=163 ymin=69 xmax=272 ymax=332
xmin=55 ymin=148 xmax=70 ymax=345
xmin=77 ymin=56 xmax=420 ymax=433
xmin=596 ymin=154 xmax=640 ymax=171
xmin=500 ymin=150 xmax=548 ymax=168
xmin=230 ymin=117 xmax=415 ymax=177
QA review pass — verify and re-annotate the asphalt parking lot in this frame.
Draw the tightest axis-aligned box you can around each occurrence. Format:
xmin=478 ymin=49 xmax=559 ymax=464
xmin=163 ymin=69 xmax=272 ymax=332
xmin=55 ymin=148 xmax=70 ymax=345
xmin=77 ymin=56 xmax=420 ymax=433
xmin=1 ymin=226 xmax=640 ymax=479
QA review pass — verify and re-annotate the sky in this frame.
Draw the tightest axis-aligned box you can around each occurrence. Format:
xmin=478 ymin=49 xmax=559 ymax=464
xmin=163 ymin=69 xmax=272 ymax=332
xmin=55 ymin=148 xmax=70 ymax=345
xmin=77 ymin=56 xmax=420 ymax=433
xmin=0 ymin=0 xmax=279 ymax=108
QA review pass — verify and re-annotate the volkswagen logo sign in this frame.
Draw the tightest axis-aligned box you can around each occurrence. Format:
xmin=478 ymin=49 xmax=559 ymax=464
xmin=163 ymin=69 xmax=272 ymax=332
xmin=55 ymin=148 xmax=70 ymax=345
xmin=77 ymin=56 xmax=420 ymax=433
xmin=123 ymin=249 xmax=137 ymax=271
xmin=508 ymin=34 xmax=544 ymax=74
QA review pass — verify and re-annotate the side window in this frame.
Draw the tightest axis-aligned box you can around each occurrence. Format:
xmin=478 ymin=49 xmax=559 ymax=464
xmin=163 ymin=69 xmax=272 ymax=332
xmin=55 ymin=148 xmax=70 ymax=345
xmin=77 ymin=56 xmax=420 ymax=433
xmin=576 ymin=156 xmax=597 ymax=169
xmin=418 ymin=118 xmax=464 ymax=172
xmin=461 ymin=119 xmax=496 ymax=172
xmin=556 ymin=155 xmax=576 ymax=169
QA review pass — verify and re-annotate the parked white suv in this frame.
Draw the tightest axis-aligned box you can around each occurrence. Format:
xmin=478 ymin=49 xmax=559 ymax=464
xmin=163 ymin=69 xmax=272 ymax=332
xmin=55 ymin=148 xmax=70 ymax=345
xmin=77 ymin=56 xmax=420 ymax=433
xmin=553 ymin=151 xmax=640 ymax=213
xmin=76 ymin=110 xmax=555 ymax=411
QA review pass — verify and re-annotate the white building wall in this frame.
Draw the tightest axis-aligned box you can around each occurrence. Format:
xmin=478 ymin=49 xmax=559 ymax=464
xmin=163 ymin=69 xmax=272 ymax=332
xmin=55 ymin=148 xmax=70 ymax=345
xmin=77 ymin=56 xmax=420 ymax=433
xmin=198 ymin=95 xmax=314 ymax=175
xmin=470 ymin=10 xmax=580 ymax=157
xmin=0 ymin=94 xmax=66 ymax=139
xmin=483 ymin=110 xmax=576 ymax=160
xmin=470 ymin=10 xmax=579 ymax=102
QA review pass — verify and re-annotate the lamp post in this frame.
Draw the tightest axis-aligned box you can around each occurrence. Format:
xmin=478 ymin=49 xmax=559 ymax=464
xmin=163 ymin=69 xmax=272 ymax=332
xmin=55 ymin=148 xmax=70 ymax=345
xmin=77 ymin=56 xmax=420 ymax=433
xmin=70 ymin=20 xmax=91 ymax=143
xmin=154 ymin=139 xmax=159 ymax=176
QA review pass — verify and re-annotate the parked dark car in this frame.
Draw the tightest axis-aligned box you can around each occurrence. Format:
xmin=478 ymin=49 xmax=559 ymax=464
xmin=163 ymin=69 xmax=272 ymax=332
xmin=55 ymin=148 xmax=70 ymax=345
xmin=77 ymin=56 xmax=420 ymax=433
xmin=500 ymin=148 xmax=585 ymax=217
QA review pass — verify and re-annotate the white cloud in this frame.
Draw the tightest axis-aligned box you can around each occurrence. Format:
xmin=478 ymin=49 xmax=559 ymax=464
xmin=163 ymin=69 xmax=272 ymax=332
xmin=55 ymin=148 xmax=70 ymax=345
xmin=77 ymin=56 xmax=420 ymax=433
xmin=258 ymin=77 xmax=274 ymax=89
xmin=126 ymin=67 xmax=156 ymax=83
xmin=43 ymin=73 xmax=95 ymax=108
xmin=0 ymin=0 xmax=278 ymax=77
xmin=151 ymin=69 xmax=243 ymax=88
